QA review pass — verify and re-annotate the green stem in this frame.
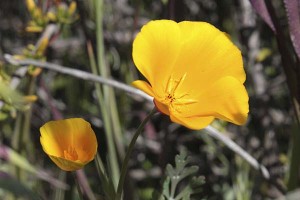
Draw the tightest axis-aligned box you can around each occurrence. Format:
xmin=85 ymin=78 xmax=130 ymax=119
xmin=94 ymin=0 xmax=121 ymax=188
xmin=54 ymin=171 xmax=66 ymax=200
xmin=12 ymin=115 xmax=22 ymax=151
xmin=87 ymin=40 xmax=120 ymax=188
xmin=72 ymin=172 xmax=84 ymax=200
xmin=95 ymin=0 xmax=108 ymax=86
xmin=22 ymin=76 xmax=36 ymax=155
xmin=109 ymin=90 xmax=125 ymax=160
xmin=13 ymin=76 xmax=36 ymax=182
xmin=115 ymin=108 xmax=157 ymax=200
xmin=95 ymin=153 xmax=109 ymax=182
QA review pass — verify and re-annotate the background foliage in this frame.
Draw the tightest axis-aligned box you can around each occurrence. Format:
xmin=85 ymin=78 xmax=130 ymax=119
xmin=0 ymin=0 xmax=299 ymax=199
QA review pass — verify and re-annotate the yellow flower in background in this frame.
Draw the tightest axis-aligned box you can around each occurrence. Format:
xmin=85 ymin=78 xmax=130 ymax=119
xmin=132 ymin=20 xmax=249 ymax=130
xmin=26 ymin=0 xmax=36 ymax=12
xmin=40 ymin=118 xmax=98 ymax=171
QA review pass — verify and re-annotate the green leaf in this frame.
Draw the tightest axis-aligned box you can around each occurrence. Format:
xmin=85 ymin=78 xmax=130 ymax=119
xmin=153 ymin=149 xmax=205 ymax=199
xmin=0 ymin=82 xmax=32 ymax=111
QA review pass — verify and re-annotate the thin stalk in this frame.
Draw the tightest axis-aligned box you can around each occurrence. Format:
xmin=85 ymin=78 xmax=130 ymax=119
xmin=72 ymin=172 xmax=84 ymax=200
xmin=12 ymin=114 xmax=22 ymax=151
xmin=15 ymin=76 xmax=36 ymax=183
xmin=22 ymin=77 xmax=36 ymax=155
xmin=76 ymin=170 xmax=97 ymax=200
xmin=87 ymin=40 xmax=120 ymax=188
xmin=109 ymin=91 xmax=125 ymax=159
xmin=95 ymin=154 xmax=116 ymax=199
xmin=115 ymin=108 xmax=157 ymax=200
xmin=4 ymin=55 xmax=152 ymax=101
xmin=54 ymin=171 xmax=66 ymax=200
xmin=95 ymin=153 xmax=109 ymax=182
xmin=287 ymin=121 xmax=300 ymax=190
xmin=95 ymin=0 xmax=108 ymax=91
xmin=11 ymin=114 xmax=22 ymax=183
xmin=95 ymin=0 xmax=124 ymax=187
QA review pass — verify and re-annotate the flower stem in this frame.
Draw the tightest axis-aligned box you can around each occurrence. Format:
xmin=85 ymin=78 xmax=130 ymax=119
xmin=72 ymin=171 xmax=84 ymax=200
xmin=115 ymin=108 xmax=157 ymax=200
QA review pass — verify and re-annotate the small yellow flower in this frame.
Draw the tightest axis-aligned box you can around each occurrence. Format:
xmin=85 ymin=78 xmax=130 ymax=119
xmin=47 ymin=11 xmax=57 ymax=22
xmin=68 ymin=1 xmax=77 ymax=16
xmin=132 ymin=20 xmax=249 ymax=130
xmin=26 ymin=0 xmax=36 ymax=12
xmin=40 ymin=118 xmax=98 ymax=171
xmin=25 ymin=26 xmax=43 ymax=33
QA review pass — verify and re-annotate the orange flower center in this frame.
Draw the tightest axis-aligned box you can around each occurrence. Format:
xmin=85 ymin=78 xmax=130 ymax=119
xmin=162 ymin=73 xmax=197 ymax=114
xmin=63 ymin=146 xmax=78 ymax=161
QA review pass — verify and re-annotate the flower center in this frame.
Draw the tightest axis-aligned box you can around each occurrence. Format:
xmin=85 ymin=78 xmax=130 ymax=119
xmin=162 ymin=73 xmax=197 ymax=114
xmin=63 ymin=146 xmax=78 ymax=161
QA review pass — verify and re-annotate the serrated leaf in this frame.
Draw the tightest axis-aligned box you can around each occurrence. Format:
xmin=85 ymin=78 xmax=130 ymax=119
xmin=162 ymin=177 xmax=171 ymax=198
xmin=175 ymin=184 xmax=192 ymax=200
xmin=166 ymin=164 xmax=175 ymax=176
xmin=191 ymin=176 xmax=205 ymax=187
xmin=175 ymin=157 xmax=186 ymax=172
xmin=182 ymin=196 xmax=190 ymax=200
xmin=180 ymin=166 xmax=199 ymax=181
xmin=154 ymin=149 xmax=205 ymax=199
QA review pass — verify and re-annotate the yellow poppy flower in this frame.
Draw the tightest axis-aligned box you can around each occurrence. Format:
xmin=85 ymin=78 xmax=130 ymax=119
xmin=40 ymin=118 xmax=98 ymax=171
xmin=132 ymin=20 xmax=249 ymax=130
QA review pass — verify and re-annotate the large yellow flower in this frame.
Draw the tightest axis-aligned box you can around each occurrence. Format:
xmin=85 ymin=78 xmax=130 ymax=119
xmin=132 ymin=20 xmax=249 ymax=130
xmin=40 ymin=118 xmax=98 ymax=171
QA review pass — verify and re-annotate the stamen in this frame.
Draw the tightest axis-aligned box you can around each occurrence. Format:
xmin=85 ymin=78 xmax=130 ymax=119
xmin=165 ymin=75 xmax=175 ymax=94
xmin=172 ymin=73 xmax=186 ymax=93
xmin=162 ymin=73 xmax=198 ymax=114
xmin=63 ymin=146 xmax=78 ymax=161
xmin=174 ymin=98 xmax=198 ymax=105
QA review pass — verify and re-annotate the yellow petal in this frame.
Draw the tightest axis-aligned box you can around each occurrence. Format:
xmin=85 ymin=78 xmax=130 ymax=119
xmin=49 ymin=155 xmax=85 ymax=171
xmin=154 ymin=99 xmax=170 ymax=115
xmin=26 ymin=26 xmax=43 ymax=33
xmin=24 ymin=95 xmax=38 ymax=102
xmin=36 ymin=38 xmax=49 ymax=55
xmin=40 ymin=118 xmax=98 ymax=170
xmin=132 ymin=20 xmax=181 ymax=96
xmin=47 ymin=12 xmax=57 ymax=21
xmin=132 ymin=80 xmax=155 ymax=97
xmin=170 ymin=114 xmax=214 ymax=130
xmin=185 ymin=76 xmax=249 ymax=125
xmin=132 ymin=20 xmax=249 ymax=129
xmin=72 ymin=120 xmax=98 ymax=161
xmin=173 ymin=21 xmax=245 ymax=95
xmin=40 ymin=122 xmax=67 ymax=157
xmin=68 ymin=1 xmax=77 ymax=15
xmin=26 ymin=0 xmax=36 ymax=11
